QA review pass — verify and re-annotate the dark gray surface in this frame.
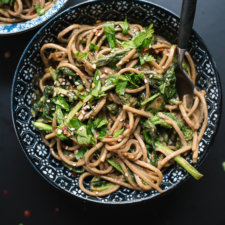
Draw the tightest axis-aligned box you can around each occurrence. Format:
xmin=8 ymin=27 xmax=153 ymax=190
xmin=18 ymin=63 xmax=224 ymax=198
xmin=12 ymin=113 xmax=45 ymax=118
xmin=0 ymin=0 xmax=225 ymax=224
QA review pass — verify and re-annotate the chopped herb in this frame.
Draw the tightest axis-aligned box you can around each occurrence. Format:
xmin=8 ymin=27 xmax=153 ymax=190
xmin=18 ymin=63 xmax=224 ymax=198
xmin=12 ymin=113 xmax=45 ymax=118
xmin=89 ymin=42 xmax=99 ymax=51
xmin=34 ymin=5 xmax=46 ymax=16
xmin=113 ymin=128 xmax=124 ymax=138
xmin=120 ymin=18 xmax=130 ymax=34
xmin=103 ymin=21 xmax=116 ymax=49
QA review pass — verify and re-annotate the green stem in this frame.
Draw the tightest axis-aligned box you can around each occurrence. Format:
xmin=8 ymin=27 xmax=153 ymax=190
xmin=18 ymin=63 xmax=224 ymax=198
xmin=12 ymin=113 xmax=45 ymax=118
xmin=33 ymin=122 xmax=52 ymax=133
xmin=65 ymin=84 xmax=115 ymax=123
xmin=141 ymin=93 xmax=160 ymax=106
xmin=155 ymin=142 xmax=203 ymax=180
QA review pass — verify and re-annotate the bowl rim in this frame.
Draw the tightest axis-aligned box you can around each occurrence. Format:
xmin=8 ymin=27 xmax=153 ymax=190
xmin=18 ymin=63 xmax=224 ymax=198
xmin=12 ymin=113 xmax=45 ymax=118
xmin=0 ymin=0 xmax=68 ymax=36
xmin=11 ymin=0 xmax=222 ymax=205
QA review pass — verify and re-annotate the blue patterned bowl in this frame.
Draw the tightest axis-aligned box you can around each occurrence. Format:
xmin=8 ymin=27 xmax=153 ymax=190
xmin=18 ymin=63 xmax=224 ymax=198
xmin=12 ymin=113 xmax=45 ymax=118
xmin=0 ymin=0 xmax=68 ymax=35
xmin=11 ymin=0 xmax=222 ymax=204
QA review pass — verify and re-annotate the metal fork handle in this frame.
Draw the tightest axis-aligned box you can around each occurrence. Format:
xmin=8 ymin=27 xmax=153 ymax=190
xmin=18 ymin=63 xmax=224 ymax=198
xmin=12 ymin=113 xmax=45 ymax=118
xmin=178 ymin=0 xmax=197 ymax=50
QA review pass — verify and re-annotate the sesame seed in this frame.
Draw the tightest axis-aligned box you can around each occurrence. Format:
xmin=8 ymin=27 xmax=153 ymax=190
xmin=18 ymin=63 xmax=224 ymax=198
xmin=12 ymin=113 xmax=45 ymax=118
xmin=46 ymin=99 xmax=50 ymax=103
xmin=125 ymin=173 xmax=128 ymax=177
xmin=60 ymin=94 xmax=64 ymax=97
xmin=144 ymin=79 xmax=148 ymax=84
xmin=65 ymin=146 xmax=68 ymax=150
xmin=118 ymin=139 xmax=122 ymax=142
xmin=96 ymin=76 xmax=99 ymax=81
xmin=162 ymin=66 xmax=165 ymax=69
xmin=75 ymin=82 xmax=79 ymax=85
xmin=70 ymin=128 xmax=75 ymax=131
xmin=120 ymin=119 xmax=123 ymax=122
xmin=57 ymin=129 xmax=62 ymax=134
xmin=69 ymin=76 xmax=72 ymax=80
xmin=72 ymin=163 xmax=76 ymax=167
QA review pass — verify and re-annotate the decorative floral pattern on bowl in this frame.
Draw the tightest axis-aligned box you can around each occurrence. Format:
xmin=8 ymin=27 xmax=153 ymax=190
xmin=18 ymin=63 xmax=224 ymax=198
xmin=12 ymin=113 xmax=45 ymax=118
xmin=0 ymin=0 xmax=68 ymax=35
xmin=11 ymin=0 xmax=221 ymax=204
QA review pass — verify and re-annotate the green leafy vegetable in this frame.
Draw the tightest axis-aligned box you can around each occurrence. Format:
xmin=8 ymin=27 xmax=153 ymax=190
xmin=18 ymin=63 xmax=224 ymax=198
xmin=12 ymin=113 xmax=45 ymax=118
xmin=49 ymin=67 xmax=57 ymax=81
xmin=107 ymin=159 xmax=124 ymax=175
xmin=113 ymin=128 xmax=124 ymax=138
xmin=91 ymin=70 xmax=102 ymax=97
xmin=33 ymin=121 xmax=52 ymax=133
xmin=53 ymin=95 xmax=70 ymax=111
xmin=120 ymin=18 xmax=130 ymax=34
xmin=34 ymin=5 xmax=46 ymax=16
xmin=89 ymin=42 xmax=99 ymax=51
xmin=139 ymin=54 xmax=155 ymax=65
xmin=0 ymin=0 xmax=14 ymax=6
xmin=119 ymin=24 xmax=154 ymax=49
xmin=76 ymin=125 xmax=93 ymax=145
xmin=75 ymin=146 xmax=88 ymax=160
xmin=106 ymin=103 xmax=118 ymax=115
xmin=57 ymin=67 xmax=76 ymax=77
xmin=55 ymin=105 xmax=64 ymax=125
xmin=75 ymin=52 xmax=89 ymax=61
xmin=155 ymin=142 xmax=203 ymax=180
xmin=103 ymin=21 xmax=116 ymax=49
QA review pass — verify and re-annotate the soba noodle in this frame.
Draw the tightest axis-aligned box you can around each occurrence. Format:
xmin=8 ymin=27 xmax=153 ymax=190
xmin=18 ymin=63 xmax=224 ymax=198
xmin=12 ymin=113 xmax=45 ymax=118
xmin=32 ymin=20 xmax=208 ymax=196
xmin=0 ymin=0 xmax=56 ymax=23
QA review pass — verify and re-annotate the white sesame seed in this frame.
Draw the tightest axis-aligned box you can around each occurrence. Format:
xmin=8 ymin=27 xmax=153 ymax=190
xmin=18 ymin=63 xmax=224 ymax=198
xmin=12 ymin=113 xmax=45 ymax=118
xmin=144 ymin=79 xmax=148 ymax=84
xmin=120 ymin=119 xmax=124 ymax=122
xmin=60 ymin=94 xmax=64 ymax=97
xmin=62 ymin=82 xmax=66 ymax=85
xmin=69 ymin=76 xmax=72 ymax=80
xmin=72 ymin=163 xmax=76 ymax=166
xmin=46 ymin=99 xmax=50 ymax=103
xmin=118 ymin=139 xmax=122 ymax=142
xmin=81 ymin=110 xmax=85 ymax=114
xmin=162 ymin=66 xmax=165 ymax=69
xmin=70 ymin=128 xmax=75 ymax=131
xmin=57 ymin=129 xmax=62 ymax=134
xmin=96 ymin=76 xmax=99 ymax=81
xmin=125 ymin=173 xmax=128 ymax=177
xmin=65 ymin=146 xmax=68 ymax=150
xmin=75 ymin=81 xmax=79 ymax=85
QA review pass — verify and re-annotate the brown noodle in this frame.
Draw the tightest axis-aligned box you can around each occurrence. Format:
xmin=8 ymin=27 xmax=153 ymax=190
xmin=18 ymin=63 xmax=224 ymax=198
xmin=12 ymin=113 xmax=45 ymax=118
xmin=35 ymin=21 xmax=208 ymax=197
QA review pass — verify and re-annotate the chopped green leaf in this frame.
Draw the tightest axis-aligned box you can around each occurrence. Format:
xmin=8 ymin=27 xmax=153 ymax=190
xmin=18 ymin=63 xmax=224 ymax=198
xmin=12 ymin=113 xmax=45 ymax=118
xmin=120 ymin=18 xmax=130 ymax=34
xmin=75 ymin=52 xmax=89 ymax=61
xmin=89 ymin=42 xmax=99 ymax=51
xmin=103 ymin=21 xmax=116 ymax=49
xmin=119 ymin=24 xmax=154 ymax=49
xmin=75 ymin=147 xmax=88 ymax=160
xmin=139 ymin=54 xmax=155 ymax=65
xmin=53 ymin=95 xmax=70 ymax=111
xmin=113 ymin=128 xmax=124 ymax=138
xmin=34 ymin=5 xmax=46 ymax=16
xmin=76 ymin=125 xmax=93 ymax=145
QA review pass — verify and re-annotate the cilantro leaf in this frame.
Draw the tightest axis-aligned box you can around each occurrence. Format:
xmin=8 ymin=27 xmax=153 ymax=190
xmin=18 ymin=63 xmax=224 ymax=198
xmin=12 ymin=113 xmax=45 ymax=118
xmin=93 ymin=117 xmax=108 ymax=128
xmin=76 ymin=126 xmax=92 ymax=145
xmin=139 ymin=54 xmax=155 ymax=65
xmin=113 ymin=128 xmax=124 ymax=138
xmin=34 ymin=5 xmax=46 ymax=16
xmin=89 ymin=42 xmax=99 ymax=51
xmin=103 ymin=21 xmax=116 ymax=49
xmin=75 ymin=147 xmax=88 ymax=160
xmin=75 ymin=52 xmax=89 ymax=61
xmin=119 ymin=24 xmax=154 ymax=49
xmin=116 ymin=80 xmax=128 ymax=95
xmin=53 ymin=95 xmax=70 ymax=111
xmin=120 ymin=18 xmax=130 ymax=34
